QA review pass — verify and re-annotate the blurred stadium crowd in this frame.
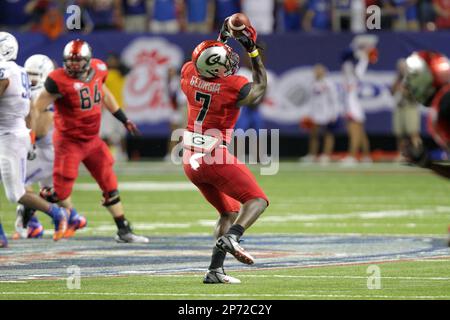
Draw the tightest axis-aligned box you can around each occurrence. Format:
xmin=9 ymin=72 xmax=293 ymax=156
xmin=1 ymin=0 xmax=449 ymax=39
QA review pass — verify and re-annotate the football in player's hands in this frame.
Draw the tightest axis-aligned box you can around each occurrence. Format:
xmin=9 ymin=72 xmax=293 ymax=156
xmin=236 ymin=26 xmax=258 ymax=52
xmin=227 ymin=13 xmax=252 ymax=38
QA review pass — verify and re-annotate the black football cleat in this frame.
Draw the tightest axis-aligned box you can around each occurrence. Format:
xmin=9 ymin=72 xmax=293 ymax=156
xmin=203 ymin=268 xmax=241 ymax=284
xmin=216 ymin=234 xmax=254 ymax=265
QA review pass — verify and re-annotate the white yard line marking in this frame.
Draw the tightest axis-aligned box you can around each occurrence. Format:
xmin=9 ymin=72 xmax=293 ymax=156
xmin=90 ymin=223 xmax=192 ymax=232
xmin=84 ymin=205 xmax=450 ymax=232
xmin=114 ymin=274 xmax=450 ymax=281
xmin=261 ymin=208 xmax=450 ymax=223
xmin=75 ymin=182 xmax=196 ymax=191
xmin=240 ymin=275 xmax=450 ymax=281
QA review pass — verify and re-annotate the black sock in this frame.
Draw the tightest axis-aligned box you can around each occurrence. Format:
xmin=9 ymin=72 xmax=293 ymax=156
xmin=227 ymin=224 xmax=245 ymax=239
xmin=209 ymin=246 xmax=226 ymax=270
xmin=114 ymin=216 xmax=130 ymax=231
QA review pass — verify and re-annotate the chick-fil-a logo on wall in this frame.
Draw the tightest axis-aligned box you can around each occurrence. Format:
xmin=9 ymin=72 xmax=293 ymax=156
xmin=121 ymin=37 xmax=183 ymax=123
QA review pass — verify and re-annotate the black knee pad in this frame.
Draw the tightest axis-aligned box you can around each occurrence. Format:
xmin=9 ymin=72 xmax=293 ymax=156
xmin=102 ymin=190 xmax=121 ymax=207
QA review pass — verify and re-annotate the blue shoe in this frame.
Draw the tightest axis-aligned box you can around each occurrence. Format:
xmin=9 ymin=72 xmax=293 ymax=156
xmin=64 ymin=209 xmax=87 ymax=238
xmin=27 ymin=216 xmax=44 ymax=239
xmin=53 ymin=208 xmax=68 ymax=241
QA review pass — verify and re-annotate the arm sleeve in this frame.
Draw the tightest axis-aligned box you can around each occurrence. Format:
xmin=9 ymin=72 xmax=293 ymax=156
xmin=231 ymin=75 xmax=250 ymax=102
xmin=44 ymin=76 xmax=61 ymax=95
xmin=94 ymin=59 xmax=109 ymax=83
xmin=237 ymin=82 xmax=252 ymax=101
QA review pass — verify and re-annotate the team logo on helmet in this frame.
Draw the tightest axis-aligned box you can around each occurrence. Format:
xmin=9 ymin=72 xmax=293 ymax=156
xmin=205 ymin=54 xmax=222 ymax=66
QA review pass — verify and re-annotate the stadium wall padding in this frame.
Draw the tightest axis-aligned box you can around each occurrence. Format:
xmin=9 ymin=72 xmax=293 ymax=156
xmin=12 ymin=31 xmax=450 ymax=138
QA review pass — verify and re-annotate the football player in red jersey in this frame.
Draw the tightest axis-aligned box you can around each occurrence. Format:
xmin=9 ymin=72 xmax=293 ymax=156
xmin=32 ymin=39 xmax=148 ymax=243
xmin=181 ymin=19 xmax=268 ymax=283
xmin=403 ymin=51 xmax=450 ymax=247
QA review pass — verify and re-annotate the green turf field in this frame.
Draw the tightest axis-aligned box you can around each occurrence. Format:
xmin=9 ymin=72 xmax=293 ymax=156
xmin=0 ymin=162 xmax=449 ymax=300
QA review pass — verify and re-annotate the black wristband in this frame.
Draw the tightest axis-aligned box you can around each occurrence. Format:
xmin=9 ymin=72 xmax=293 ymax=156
xmin=113 ymin=109 xmax=128 ymax=125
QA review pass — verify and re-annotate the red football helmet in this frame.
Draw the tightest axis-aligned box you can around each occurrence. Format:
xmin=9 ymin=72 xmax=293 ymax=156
xmin=405 ymin=51 xmax=450 ymax=106
xmin=63 ymin=39 xmax=92 ymax=78
xmin=192 ymin=40 xmax=239 ymax=79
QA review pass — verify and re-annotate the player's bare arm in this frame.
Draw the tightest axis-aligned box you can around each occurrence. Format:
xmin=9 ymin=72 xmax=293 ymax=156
xmin=234 ymin=26 xmax=267 ymax=107
xmin=33 ymin=109 xmax=53 ymax=137
xmin=102 ymin=84 xmax=121 ymax=113
xmin=103 ymin=84 xmax=140 ymax=136
xmin=0 ymin=79 xmax=9 ymax=96
xmin=237 ymin=54 xmax=267 ymax=107
xmin=33 ymin=88 xmax=58 ymax=113
xmin=30 ymin=89 xmax=58 ymax=132
xmin=217 ymin=16 xmax=267 ymax=107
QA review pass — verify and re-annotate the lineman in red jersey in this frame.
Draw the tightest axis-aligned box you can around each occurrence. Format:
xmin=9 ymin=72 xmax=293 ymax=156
xmin=181 ymin=19 xmax=268 ymax=283
xmin=403 ymin=51 xmax=450 ymax=246
xmin=32 ymin=39 xmax=148 ymax=243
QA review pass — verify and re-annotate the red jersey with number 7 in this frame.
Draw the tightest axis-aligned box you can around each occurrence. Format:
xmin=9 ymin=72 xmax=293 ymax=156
xmin=180 ymin=61 xmax=249 ymax=143
xmin=45 ymin=58 xmax=108 ymax=141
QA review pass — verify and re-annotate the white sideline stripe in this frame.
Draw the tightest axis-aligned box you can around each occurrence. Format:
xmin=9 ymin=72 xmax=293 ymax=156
xmin=74 ymin=205 xmax=450 ymax=232
xmin=89 ymin=207 xmax=450 ymax=231
xmin=0 ymin=292 xmax=449 ymax=299
xmin=240 ymin=275 xmax=450 ymax=281
xmin=90 ymin=223 xmax=192 ymax=232
xmin=75 ymin=182 xmax=196 ymax=191
xmin=87 ymin=206 xmax=450 ymax=232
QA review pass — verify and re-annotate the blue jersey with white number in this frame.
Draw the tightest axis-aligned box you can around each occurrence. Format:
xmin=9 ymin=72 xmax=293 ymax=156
xmin=0 ymin=61 xmax=31 ymax=135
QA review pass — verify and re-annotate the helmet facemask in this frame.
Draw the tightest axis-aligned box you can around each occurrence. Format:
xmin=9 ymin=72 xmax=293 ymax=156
xmin=64 ymin=57 xmax=90 ymax=78
xmin=224 ymin=46 xmax=240 ymax=77
xmin=27 ymin=72 xmax=41 ymax=87
xmin=63 ymin=40 xmax=92 ymax=79
xmin=25 ymin=54 xmax=55 ymax=88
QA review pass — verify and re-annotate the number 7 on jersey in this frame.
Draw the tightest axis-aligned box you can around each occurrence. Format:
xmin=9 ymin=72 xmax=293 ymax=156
xmin=195 ymin=91 xmax=211 ymax=124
